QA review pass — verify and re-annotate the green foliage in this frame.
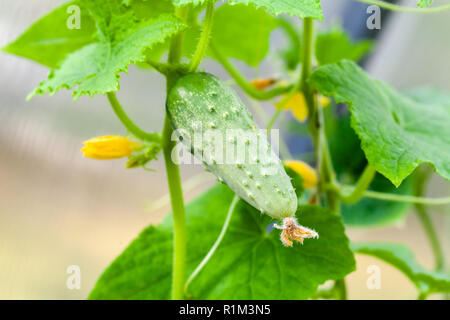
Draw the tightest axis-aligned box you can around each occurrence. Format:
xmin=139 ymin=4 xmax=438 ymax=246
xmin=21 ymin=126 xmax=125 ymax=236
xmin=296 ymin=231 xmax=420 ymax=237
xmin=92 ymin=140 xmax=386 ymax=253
xmin=2 ymin=1 xmax=96 ymax=68
xmin=315 ymin=28 xmax=372 ymax=66
xmin=310 ymin=60 xmax=450 ymax=187
xmin=324 ymin=109 xmax=414 ymax=227
xmin=89 ymin=184 xmax=355 ymax=299
xmin=417 ymin=0 xmax=433 ymax=8
xmin=352 ymin=242 xmax=450 ymax=293
xmin=27 ymin=0 xmax=185 ymax=99
xmin=211 ymin=4 xmax=278 ymax=66
xmin=173 ymin=0 xmax=323 ymax=20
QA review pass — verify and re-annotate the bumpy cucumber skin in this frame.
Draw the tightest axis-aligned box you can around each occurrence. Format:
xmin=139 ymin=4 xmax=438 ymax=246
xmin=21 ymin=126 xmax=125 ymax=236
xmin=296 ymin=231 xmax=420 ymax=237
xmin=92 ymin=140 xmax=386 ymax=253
xmin=167 ymin=72 xmax=297 ymax=219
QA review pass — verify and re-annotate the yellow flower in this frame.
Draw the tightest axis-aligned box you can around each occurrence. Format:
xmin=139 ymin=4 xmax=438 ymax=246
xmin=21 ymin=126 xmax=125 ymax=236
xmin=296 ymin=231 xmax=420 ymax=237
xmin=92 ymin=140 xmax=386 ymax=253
xmin=250 ymin=78 xmax=277 ymax=91
xmin=275 ymin=92 xmax=330 ymax=123
xmin=284 ymin=160 xmax=318 ymax=188
xmin=81 ymin=135 xmax=141 ymax=160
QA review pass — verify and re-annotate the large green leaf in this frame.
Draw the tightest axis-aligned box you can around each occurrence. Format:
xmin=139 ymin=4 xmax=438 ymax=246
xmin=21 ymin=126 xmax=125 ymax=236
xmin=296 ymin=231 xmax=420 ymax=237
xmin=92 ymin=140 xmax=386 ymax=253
xmin=315 ymin=28 xmax=372 ymax=66
xmin=173 ymin=0 xmax=323 ymax=20
xmin=352 ymin=242 xmax=450 ymax=293
xmin=89 ymin=184 xmax=355 ymax=299
xmin=30 ymin=0 xmax=184 ymax=99
xmin=211 ymin=4 xmax=278 ymax=66
xmin=323 ymin=108 xmax=414 ymax=227
xmin=309 ymin=60 xmax=450 ymax=187
xmin=3 ymin=1 xmax=96 ymax=68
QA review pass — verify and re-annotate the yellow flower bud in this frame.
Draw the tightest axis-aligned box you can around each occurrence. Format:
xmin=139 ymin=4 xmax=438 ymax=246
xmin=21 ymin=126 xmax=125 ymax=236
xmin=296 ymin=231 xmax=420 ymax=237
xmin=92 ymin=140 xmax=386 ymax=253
xmin=319 ymin=95 xmax=331 ymax=107
xmin=284 ymin=160 xmax=318 ymax=188
xmin=81 ymin=135 xmax=141 ymax=160
xmin=250 ymin=78 xmax=277 ymax=91
xmin=275 ymin=93 xmax=331 ymax=123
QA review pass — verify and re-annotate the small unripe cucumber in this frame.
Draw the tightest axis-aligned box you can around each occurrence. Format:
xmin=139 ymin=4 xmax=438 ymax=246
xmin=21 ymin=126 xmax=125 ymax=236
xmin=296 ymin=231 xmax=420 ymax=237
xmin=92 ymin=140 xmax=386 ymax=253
xmin=167 ymin=72 xmax=297 ymax=219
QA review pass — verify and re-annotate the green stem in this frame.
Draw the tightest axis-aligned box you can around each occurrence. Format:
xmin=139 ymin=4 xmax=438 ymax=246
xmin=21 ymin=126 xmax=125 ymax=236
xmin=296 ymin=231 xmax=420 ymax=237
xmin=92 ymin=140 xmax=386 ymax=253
xmin=184 ymin=195 xmax=239 ymax=296
xmin=413 ymin=167 xmax=444 ymax=271
xmin=300 ymin=18 xmax=321 ymax=203
xmin=210 ymin=43 xmax=293 ymax=100
xmin=188 ymin=0 xmax=215 ymax=72
xmin=301 ymin=17 xmax=345 ymax=298
xmin=106 ymin=92 xmax=160 ymax=142
xmin=162 ymin=115 xmax=187 ymax=300
xmin=417 ymin=291 xmax=429 ymax=300
xmin=266 ymin=108 xmax=283 ymax=132
xmin=358 ymin=190 xmax=450 ymax=205
xmin=339 ymin=164 xmax=377 ymax=205
xmin=165 ymin=6 xmax=190 ymax=300
xmin=355 ymin=0 xmax=450 ymax=13
xmin=168 ymin=7 xmax=189 ymax=64
xmin=334 ymin=278 xmax=348 ymax=300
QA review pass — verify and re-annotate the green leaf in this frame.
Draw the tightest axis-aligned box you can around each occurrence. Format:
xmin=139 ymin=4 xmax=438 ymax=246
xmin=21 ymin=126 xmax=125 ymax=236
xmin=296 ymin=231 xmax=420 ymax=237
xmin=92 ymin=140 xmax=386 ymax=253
xmin=352 ymin=242 xmax=450 ymax=293
xmin=211 ymin=4 xmax=279 ymax=66
xmin=173 ymin=0 xmax=323 ymax=20
xmin=407 ymin=86 xmax=450 ymax=106
xmin=315 ymin=28 xmax=372 ymax=66
xmin=228 ymin=0 xmax=323 ymax=20
xmin=417 ymin=0 xmax=433 ymax=8
xmin=323 ymin=108 xmax=414 ymax=227
xmin=30 ymin=0 xmax=185 ymax=99
xmin=309 ymin=60 xmax=450 ymax=187
xmin=89 ymin=184 xmax=355 ymax=299
xmin=2 ymin=1 xmax=96 ymax=68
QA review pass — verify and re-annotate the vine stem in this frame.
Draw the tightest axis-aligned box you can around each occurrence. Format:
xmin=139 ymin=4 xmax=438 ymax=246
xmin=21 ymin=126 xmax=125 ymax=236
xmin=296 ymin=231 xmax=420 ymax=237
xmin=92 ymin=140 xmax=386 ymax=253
xmin=338 ymin=164 xmax=376 ymax=205
xmin=106 ymin=92 xmax=160 ymax=142
xmin=162 ymin=115 xmax=187 ymax=300
xmin=362 ymin=191 xmax=450 ymax=205
xmin=210 ymin=43 xmax=293 ymax=100
xmin=413 ymin=166 xmax=444 ymax=271
xmin=165 ymin=6 xmax=190 ymax=300
xmin=188 ymin=0 xmax=215 ymax=72
xmin=355 ymin=0 xmax=450 ymax=13
xmin=301 ymin=16 xmax=344 ymax=297
xmin=331 ymin=183 xmax=450 ymax=205
xmin=184 ymin=195 xmax=239 ymax=295
xmin=300 ymin=18 xmax=322 ymax=204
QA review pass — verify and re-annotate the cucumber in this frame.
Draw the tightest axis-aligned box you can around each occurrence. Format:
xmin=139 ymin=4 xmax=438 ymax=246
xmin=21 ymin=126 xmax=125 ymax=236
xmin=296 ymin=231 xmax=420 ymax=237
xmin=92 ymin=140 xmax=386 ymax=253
xmin=167 ymin=72 xmax=297 ymax=219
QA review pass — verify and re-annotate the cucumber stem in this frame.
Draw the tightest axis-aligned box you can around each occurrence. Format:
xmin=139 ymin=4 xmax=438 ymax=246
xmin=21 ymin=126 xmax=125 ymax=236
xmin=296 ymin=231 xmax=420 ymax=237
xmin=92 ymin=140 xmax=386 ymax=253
xmin=413 ymin=166 xmax=444 ymax=271
xmin=162 ymin=115 xmax=187 ymax=300
xmin=211 ymin=43 xmax=293 ymax=100
xmin=338 ymin=164 xmax=376 ymax=205
xmin=189 ymin=0 xmax=215 ymax=72
xmin=165 ymin=6 xmax=190 ymax=300
xmin=106 ymin=92 xmax=160 ymax=142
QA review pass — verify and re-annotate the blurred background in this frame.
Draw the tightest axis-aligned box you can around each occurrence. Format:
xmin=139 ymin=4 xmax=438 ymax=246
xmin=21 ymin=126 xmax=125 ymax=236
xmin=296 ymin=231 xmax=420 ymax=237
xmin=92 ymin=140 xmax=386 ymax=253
xmin=0 ymin=0 xmax=449 ymax=299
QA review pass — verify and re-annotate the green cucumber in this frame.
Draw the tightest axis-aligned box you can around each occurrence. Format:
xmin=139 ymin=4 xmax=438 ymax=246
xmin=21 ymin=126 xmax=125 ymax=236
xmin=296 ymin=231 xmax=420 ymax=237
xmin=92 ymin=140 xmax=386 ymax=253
xmin=167 ymin=72 xmax=297 ymax=219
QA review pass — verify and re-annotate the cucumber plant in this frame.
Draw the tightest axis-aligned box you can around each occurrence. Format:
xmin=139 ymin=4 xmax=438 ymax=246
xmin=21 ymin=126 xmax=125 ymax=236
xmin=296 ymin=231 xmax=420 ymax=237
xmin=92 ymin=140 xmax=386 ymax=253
xmin=4 ymin=0 xmax=450 ymax=300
